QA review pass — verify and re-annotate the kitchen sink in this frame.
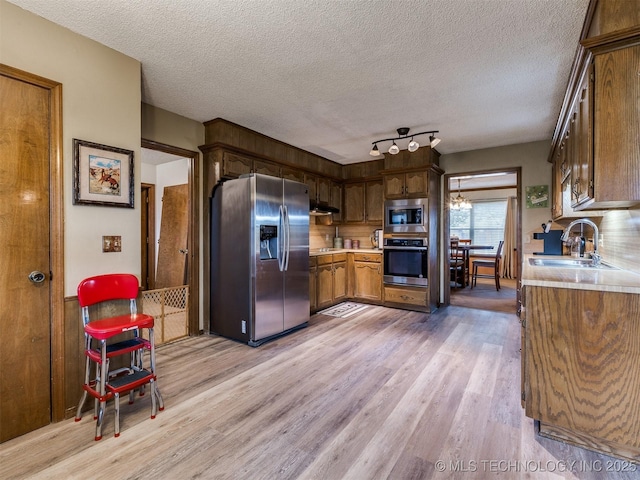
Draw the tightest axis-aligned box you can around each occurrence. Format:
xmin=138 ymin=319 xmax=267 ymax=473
xmin=528 ymin=257 xmax=618 ymax=269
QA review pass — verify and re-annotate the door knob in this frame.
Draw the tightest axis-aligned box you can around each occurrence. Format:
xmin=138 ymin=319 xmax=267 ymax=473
xmin=28 ymin=271 xmax=46 ymax=284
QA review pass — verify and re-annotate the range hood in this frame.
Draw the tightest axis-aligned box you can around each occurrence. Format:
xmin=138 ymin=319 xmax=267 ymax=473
xmin=309 ymin=200 xmax=339 ymax=216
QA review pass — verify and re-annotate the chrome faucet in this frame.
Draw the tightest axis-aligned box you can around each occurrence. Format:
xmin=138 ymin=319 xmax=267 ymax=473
xmin=561 ymin=218 xmax=600 ymax=265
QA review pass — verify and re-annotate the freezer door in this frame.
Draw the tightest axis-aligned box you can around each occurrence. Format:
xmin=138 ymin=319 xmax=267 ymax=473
xmin=253 ymin=175 xmax=285 ymax=341
xmin=283 ymin=179 xmax=310 ymax=330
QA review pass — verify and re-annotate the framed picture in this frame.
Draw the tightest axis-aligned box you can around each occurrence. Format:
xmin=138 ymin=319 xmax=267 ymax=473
xmin=525 ymin=184 xmax=549 ymax=209
xmin=73 ymin=139 xmax=134 ymax=208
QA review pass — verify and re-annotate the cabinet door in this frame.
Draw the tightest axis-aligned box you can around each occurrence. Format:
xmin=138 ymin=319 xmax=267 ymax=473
xmin=353 ymin=261 xmax=381 ymax=301
xmin=317 ymin=177 xmax=331 ymax=204
xmin=574 ymin=62 xmax=593 ymax=206
xmin=222 ymin=152 xmax=252 ymax=178
xmin=365 ymin=180 xmax=383 ymax=223
xmin=344 ymin=182 xmax=365 ymax=223
xmin=330 ymin=181 xmax=343 ymax=223
xmin=282 ymin=167 xmax=305 ymax=183
xmin=316 ymin=264 xmax=333 ymax=308
xmin=551 ymin=159 xmax=564 ymax=220
xmin=304 ymin=173 xmax=317 ymax=203
xmin=405 ymin=171 xmax=428 ymax=198
xmin=253 ymin=159 xmax=280 ymax=178
xmin=383 ymin=173 xmax=406 ymax=199
xmin=309 ymin=265 xmax=317 ymax=311
xmin=333 ymin=261 xmax=347 ymax=302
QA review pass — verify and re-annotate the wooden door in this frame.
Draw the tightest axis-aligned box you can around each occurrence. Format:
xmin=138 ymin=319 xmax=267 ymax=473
xmin=316 ymin=264 xmax=334 ymax=309
xmin=344 ymin=182 xmax=365 ymax=223
xmin=155 ymin=184 xmax=189 ymax=288
xmin=383 ymin=173 xmax=406 ymax=199
xmin=0 ymin=74 xmax=52 ymax=442
xmin=365 ymin=180 xmax=383 ymax=223
xmin=353 ymin=262 xmax=382 ymax=301
xmin=405 ymin=171 xmax=428 ymax=197
xmin=333 ymin=261 xmax=347 ymax=302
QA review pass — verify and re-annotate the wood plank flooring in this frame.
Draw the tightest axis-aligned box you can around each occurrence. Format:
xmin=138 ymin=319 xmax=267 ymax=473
xmin=1 ymin=305 xmax=638 ymax=479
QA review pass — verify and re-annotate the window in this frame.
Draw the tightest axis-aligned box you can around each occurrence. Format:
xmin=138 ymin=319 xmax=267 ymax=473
xmin=451 ymin=199 xmax=507 ymax=250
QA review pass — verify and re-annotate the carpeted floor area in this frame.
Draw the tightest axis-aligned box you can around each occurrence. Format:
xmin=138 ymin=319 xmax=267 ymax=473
xmin=450 ymin=277 xmax=518 ymax=313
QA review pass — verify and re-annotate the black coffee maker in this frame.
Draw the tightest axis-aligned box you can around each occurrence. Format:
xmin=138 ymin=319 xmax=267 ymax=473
xmin=533 ymin=230 xmax=564 ymax=255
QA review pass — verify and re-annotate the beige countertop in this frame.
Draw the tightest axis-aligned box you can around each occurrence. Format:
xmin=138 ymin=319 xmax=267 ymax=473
xmin=521 ymin=254 xmax=640 ymax=294
xmin=309 ymin=248 xmax=382 ymax=257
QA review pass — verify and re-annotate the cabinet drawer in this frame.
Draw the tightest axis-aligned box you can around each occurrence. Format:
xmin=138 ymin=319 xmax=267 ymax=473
xmin=384 ymin=286 xmax=427 ymax=306
xmin=309 ymin=257 xmax=317 ymax=268
xmin=353 ymin=252 xmax=381 ymax=263
xmin=332 ymin=253 xmax=347 ymax=263
xmin=316 ymin=254 xmax=333 ymax=266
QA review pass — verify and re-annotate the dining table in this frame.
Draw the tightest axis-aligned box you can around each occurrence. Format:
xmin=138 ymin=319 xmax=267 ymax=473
xmin=456 ymin=244 xmax=494 ymax=287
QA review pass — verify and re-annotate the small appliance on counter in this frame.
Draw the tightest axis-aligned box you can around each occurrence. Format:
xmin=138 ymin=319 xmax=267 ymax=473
xmin=533 ymin=230 xmax=564 ymax=255
xmin=370 ymin=229 xmax=383 ymax=249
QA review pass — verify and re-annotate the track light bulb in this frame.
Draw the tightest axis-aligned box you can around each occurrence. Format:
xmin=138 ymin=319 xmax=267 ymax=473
xmin=388 ymin=141 xmax=399 ymax=155
xmin=408 ymin=138 xmax=419 ymax=152
xmin=429 ymin=135 xmax=441 ymax=148
xmin=370 ymin=144 xmax=380 ymax=156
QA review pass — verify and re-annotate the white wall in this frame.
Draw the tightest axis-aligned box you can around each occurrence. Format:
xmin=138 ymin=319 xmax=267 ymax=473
xmin=1 ymin=1 xmax=141 ymax=296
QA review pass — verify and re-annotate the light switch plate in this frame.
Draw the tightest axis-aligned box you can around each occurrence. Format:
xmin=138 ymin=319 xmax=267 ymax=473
xmin=102 ymin=235 xmax=121 ymax=252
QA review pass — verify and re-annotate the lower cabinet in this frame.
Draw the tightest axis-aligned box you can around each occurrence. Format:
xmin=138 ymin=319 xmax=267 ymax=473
xmin=384 ymin=285 xmax=428 ymax=310
xmin=523 ymin=285 xmax=640 ymax=461
xmin=314 ymin=253 xmax=347 ymax=310
xmin=349 ymin=253 xmax=382 ymax=302
xmin=309 ymin=257 xmax=317 ymax=311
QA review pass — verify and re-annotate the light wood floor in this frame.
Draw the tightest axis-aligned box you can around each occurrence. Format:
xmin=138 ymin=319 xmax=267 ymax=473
xmin=1 ymin=305 xmax=637 ymax=479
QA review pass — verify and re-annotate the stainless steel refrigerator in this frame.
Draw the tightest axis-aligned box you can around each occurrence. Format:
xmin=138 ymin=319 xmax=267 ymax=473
xmin=210 ymin=173 xmax=310 ymax=346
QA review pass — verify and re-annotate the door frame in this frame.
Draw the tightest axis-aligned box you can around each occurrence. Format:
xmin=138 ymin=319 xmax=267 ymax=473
xmin=141 ymin=183 xmax=156 ymax=290
xmin=442 ymin=167 xmax=522 ymax=307
xmin=141 ymin=139 xmax=200 ymax=335
xmin=0 ymin=65 xmax=65 ymax=422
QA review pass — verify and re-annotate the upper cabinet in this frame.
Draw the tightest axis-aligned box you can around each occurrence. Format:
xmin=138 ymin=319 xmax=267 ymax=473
xmin=383 ymin=170 xmax=428 ymax=199
xmin=343 ymin=179 xmax=383 ymax=224
xmin=549 ymin=2 xmax=640 ymax=217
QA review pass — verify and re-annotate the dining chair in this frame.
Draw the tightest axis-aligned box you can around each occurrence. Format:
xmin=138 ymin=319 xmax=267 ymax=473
xmin=471 ymin=240 xmax=504 ymax=290
xmin=450 ymin=240 xmax=466 ymax=288
xmin=457 ymin=239 xmax=471 ymax=284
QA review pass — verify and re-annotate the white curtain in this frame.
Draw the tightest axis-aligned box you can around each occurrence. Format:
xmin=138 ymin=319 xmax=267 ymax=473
xmin=501 ymin=196 xmax=517 ymax=278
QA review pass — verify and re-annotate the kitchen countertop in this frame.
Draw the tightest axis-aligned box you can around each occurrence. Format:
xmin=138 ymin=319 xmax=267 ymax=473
xmin=309 ymin=248 xmax=382 ymax=257
xmin=521 ymin=254 xmax=640 ymax=294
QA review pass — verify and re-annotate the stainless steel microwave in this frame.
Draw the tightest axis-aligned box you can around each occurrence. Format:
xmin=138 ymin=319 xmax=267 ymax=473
xmin=384 ymin=198 xmax=428 ymax=234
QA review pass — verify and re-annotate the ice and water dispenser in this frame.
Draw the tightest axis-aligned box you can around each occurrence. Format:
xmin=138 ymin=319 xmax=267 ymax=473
xmin=259 ymin=225 xmax=278 ymax=260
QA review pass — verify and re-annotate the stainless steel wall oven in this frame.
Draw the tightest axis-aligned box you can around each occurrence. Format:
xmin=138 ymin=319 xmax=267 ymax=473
xmin=383 ymin=237 xmax=428 ymax=286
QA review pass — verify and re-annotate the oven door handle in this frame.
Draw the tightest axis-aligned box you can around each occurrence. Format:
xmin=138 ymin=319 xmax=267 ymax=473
xmin=383 ymin=246 xmax=427 ymax=251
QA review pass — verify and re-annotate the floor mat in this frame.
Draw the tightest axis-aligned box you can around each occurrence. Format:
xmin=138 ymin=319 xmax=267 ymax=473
xmin=317 ymin=302 xmax=369 ymax=318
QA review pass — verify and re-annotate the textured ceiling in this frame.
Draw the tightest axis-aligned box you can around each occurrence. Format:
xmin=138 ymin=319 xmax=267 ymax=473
xmin=8 ymin=0 xmax=590 ymax=164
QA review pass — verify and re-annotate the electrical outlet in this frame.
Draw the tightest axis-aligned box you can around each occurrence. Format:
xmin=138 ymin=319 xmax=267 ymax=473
xmin=102 ymin=235 xmax=121 ymax=252
xmin=599 ymin=233 xmax=604 ymax=247
xmin=524 ymin=234 xmax=531 ymax=244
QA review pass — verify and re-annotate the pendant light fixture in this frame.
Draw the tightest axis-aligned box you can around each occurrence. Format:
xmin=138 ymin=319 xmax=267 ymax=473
xmin=450 ymin=179 xmax=472 ymax=210
xmin=370 ymin=127 xmax=441 ymax=156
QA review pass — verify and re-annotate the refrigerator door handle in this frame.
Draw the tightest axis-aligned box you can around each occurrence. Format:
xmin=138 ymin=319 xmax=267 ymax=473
xmin=283 ymin=205 xmax=290 ymax=271
xmin=278 ymin=204 xmax=285 ymax=272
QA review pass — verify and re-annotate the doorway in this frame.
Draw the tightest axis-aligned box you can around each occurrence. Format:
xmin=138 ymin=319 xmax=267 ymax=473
xmin=443 ymin=168 xmax=521 ymax=312
xmin=0 ymin=65 xmax=64 ymax=442
xmin=141 ymin=139 xmax=199 ymax=338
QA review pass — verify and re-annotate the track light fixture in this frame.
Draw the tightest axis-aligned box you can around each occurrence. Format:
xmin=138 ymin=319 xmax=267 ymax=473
xmin=369 ymin=127 xmax=441 ymax=156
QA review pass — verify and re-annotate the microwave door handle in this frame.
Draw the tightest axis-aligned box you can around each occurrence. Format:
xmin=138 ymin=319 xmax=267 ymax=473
xmin=278 ymin=205 xmax=285 ymax=272
xmin=284 ymin=205 xmax=290 ymax=271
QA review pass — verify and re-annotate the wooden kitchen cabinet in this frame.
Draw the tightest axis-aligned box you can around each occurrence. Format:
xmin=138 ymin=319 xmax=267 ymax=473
xmin=330 ymin=181 xmax=342 ymax=223
xmin=343 ymin=179 xmax=383 ymax=224
xmin=383 ymin=170 xmax=428 ymax=199
xmin=523 ymin=285 xmax=640 ymax=461
xmin=309 ymin=257 xmax=317 ymax=312
xmin=549 ymin=19 xmax=640 ymax=215
xmin=349 ymin=252 xmax=382 ymax=302
xmin=314 ymin=253 xmax=347 ymax=310
xmin=222 ymin=151 xmax=253 ymax=178
xmin=384 ymin=285 xmax=427 ymax=309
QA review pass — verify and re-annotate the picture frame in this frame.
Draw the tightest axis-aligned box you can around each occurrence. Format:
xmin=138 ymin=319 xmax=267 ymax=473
xmin=525 ymin=184 xmax=549 ymax=209
xmin=73 ymin=138 xmax=134 ymax=208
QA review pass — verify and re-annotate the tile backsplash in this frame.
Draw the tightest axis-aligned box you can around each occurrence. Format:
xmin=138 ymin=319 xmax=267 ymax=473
xmin=598 ymin=207 xmax=640 ymax=274
xmin=310 ymin=222 xmax=382 ymax=250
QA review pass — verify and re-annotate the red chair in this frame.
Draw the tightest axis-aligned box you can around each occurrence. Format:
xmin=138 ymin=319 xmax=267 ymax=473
xmin=75 ymin=274 xmax=163 ymax=440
